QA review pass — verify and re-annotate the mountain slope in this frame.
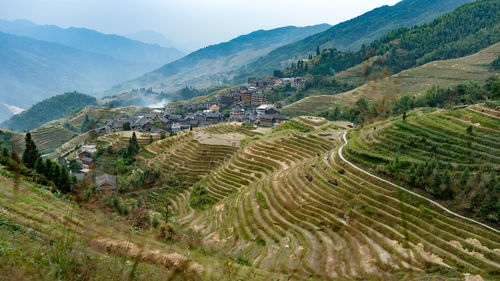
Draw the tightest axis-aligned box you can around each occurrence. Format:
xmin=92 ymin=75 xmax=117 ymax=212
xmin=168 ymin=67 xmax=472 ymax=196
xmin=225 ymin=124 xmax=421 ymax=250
xmin=110 ymin=24 xmax=331 ymax=94
xmin=345 ymin=106 xmax=500 ymax=224
xmin=0 ymin=92 xmax=97 ymax=132
xmin=124 ymin=30 xmax=189 ymax=53
xmin=126 ymin=120 xmax=500 ymax=279
xmin=234 ymin=0 xmax=476 ymax=80
xmin=283 ymin=41 xmax=500 ymax=115
xmin=0 ymin=32 xmax=149 ymax=122
xmin=0 ymin=19 xmax=185 ymax=67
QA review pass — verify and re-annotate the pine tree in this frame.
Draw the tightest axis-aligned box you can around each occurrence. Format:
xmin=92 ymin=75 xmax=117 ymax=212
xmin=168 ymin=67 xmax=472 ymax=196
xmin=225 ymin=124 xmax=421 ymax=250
xmin=0 ymin=147 xmax=9 ymax=164
xmin=22 ymin=132 xmax=40 ymax=169
xmin=35 ymin=157 xmax=46 ymax=175
xmin=45 ymin=159 xmax=54 ymax=179
xmin=316 ymin=46 xmax=320 ymax=56
xmin=51 ymin=164 xmax=60 ymax=187
xmin=149 ymin=135 xmax=154 ymax=144
xmin=57 ymin=166 xmax=71 ymax=193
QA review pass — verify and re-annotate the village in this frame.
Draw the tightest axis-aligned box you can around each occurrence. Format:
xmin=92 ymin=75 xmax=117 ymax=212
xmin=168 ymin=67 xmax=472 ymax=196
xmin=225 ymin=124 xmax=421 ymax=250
xmin=89 ymin=76 xmax=305 ymax=136
xmin=75 ymin=77 xmax=305 ymax=189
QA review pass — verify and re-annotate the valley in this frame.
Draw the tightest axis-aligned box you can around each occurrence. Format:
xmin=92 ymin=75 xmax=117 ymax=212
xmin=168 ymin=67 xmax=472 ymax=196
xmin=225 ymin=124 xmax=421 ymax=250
xmin=1 ymin=0 xmax=500 ymax=280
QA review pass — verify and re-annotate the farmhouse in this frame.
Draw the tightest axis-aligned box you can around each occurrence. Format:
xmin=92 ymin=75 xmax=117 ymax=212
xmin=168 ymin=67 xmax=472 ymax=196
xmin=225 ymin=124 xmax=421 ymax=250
xmin=230 ymin=106 xmax=244 ymax=119
xmin=258 ymin=114 xmax=290 ymax=126
xmin=256 ymin=104 xmax=279 ymax=116
xmin=96 ymin=174 xmax=117 ymax=191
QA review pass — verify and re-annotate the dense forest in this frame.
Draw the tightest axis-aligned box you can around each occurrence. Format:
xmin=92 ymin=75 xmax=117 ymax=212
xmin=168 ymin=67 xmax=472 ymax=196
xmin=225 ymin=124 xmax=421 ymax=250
xmin=283 ymin=0 xmax=500 ymax=78
xmin=1 ymin=92 xmax=96 ymax=132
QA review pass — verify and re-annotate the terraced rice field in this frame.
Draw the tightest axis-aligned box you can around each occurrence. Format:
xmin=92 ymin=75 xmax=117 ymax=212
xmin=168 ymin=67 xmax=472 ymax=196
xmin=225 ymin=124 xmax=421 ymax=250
xmin=31 ymin=126 xmax=79 ymax=155
xmin=159 ymin=117 xmax=500 ymax=280
xmin=345 ymin=107 xmax=500 ymax=174
xmin=132 ymin=123 xmax=263 ymax=212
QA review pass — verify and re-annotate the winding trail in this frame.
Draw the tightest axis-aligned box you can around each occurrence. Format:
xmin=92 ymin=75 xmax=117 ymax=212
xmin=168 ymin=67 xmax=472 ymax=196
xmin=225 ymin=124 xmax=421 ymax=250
xmin=325 ymin=131 xmax=500 ymax=234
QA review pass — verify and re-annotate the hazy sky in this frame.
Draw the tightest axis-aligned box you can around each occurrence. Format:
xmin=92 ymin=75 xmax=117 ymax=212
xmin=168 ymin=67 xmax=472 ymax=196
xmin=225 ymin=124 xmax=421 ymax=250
xmin=0 ymin=0 xmax=400 ymax=50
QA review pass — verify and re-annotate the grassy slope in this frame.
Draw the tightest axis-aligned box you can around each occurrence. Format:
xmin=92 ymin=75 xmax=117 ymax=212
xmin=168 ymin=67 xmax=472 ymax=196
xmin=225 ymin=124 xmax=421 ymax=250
xmin=283 ymin=42 xmax=500 ymax=115
xmin=0 ymin=167 xmax=285 ymax=281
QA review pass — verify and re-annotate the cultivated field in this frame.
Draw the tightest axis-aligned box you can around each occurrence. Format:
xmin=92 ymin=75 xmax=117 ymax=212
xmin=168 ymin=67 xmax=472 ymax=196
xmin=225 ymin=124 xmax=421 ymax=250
xmin=31 ymin=125 xmax=79 ymax=155
xmin=139 ymin=117 xmax=500 ymax=280
xmin=284 ymin=42 xmax=500 ymax=115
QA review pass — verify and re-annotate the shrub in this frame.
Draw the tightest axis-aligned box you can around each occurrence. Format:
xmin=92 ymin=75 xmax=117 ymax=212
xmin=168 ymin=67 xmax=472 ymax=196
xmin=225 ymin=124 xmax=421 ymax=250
xmin=236 ymin=256 xmax=251 ymax=266
xmin=190 ymin=182 xmax=216 ymax=210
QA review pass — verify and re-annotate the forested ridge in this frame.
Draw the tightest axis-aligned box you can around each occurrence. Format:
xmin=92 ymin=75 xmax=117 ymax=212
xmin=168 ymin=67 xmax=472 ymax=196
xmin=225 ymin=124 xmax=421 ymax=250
xmin=283 ymin=0 xmax=500 ymax=77
xmin=1 ymin=92 xmax=96 ymax=132
xmin=233 ymin=0 xmax=475 ymax=81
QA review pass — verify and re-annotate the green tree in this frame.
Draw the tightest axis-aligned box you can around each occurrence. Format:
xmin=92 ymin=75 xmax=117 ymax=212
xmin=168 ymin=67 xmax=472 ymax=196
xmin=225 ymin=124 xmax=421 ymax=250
xmin=22 ymin=132 xmax=40 ymax=169
xmin=467 ymin=125 xmax=473 ymax=135
xmin=149 ymin=135 xmax=154 ymax=144
xmin=123 ymin=122 xmax=131 ymax=131
xmin=57 ymin=166 xmax=71 ymax=193
xmin=0 ymin=147 xmax=10 ymax=164
xmin=34 ymin=157 xmax=46 ymax=175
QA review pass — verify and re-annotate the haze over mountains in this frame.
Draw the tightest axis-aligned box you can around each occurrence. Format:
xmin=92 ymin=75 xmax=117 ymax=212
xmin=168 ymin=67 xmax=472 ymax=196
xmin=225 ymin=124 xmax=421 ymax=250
xmin=124 ymin=30 xmax=191 ymax=53
xmin=0 ymin=19 xmax=185 ymax=122
xmin=109 ymin=24 xmax=332 ymax=94
xmin=0 ymin=0 xmax=479 ymax=124
xmin=113 ymin=0 xmax=475 ymax=95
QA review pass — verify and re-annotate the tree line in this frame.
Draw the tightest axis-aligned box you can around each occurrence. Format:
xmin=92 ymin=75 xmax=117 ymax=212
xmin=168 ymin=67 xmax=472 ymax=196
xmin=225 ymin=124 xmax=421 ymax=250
xmin=0 ymin=132 xmax=73 ymax=193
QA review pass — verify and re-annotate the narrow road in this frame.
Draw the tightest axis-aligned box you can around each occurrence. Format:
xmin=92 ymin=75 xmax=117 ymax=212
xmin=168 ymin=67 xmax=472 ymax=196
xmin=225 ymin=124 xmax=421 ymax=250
xmin=325 ymin=131 xmax=499 ymax=234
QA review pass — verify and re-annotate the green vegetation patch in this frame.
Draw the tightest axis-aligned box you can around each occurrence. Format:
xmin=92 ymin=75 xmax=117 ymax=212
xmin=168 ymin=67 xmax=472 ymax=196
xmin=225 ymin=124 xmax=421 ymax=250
xmin=1 ymin=92 xmax=96 ymax=132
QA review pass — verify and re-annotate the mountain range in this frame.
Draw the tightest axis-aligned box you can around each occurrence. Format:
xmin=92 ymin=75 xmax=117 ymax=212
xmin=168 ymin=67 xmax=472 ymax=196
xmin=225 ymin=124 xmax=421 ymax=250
xmin=111 ymin=0 xmax=476 ymax=98
xmin=233 ymin=0 xmax=476 ymax=81
xmin=0 ymin=19 xmax=185 ymax=66
xmin=0 ymin=20 xmax=186 ymax=122
xmin=109 ymin=24 xmax=332 ymax=94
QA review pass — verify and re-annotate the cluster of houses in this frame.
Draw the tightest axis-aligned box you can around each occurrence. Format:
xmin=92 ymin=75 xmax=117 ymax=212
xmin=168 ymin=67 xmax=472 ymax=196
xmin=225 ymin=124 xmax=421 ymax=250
xmin=89 ymin=108 xmax=224 ymax=136
xmin=88 ymin=76 xmax=301 ymax=137
xmin=230 ymin=104 xmax=290 ymax=126
xmin=202 ymin=77 xmax=305 ymax=109
xmin=74 ymin=144 xmax=117 ymax=191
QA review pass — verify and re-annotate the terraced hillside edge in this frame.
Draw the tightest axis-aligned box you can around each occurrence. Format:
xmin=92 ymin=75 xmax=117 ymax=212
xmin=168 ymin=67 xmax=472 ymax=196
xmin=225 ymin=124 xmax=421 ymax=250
xmin=0 ymin=167 xmax=287 ymax=280
xmin=344 ymin=105 xmax=500 ymax=226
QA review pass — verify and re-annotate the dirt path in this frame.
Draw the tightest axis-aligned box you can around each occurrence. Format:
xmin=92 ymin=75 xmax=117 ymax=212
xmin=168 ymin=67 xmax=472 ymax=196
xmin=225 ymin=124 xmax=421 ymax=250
xmin=328 ymin=131 xmax=500 ymax=234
